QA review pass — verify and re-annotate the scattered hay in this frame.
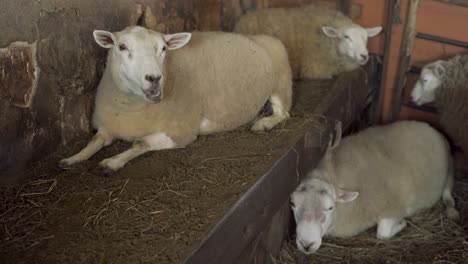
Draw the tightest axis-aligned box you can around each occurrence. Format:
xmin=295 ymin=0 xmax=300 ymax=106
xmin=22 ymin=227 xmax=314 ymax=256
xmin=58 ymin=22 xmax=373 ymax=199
xmin=0 ymin=176 xmax=59 ymax=251
xmin=276 ymin=171 xmax=468 ymax=264
xmin=0 ymin=113 xmax=326 ymax=263
xmin=0 ymin=77 xmax=360 ymax=263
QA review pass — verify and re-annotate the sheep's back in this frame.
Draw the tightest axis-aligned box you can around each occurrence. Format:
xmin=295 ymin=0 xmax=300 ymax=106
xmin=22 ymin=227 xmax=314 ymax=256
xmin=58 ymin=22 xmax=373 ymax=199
xmin=234 ymin=5 xmax=354 ymax=79
xmin=328 ymin=121 xmax=449 ymax=237
xmin=234 ymin=8 xmax=307 ymax=77
xmin=164 ymin=32 xmax=279 ymax=132
xmin=435 ymin=55 xmax=468 ymax=154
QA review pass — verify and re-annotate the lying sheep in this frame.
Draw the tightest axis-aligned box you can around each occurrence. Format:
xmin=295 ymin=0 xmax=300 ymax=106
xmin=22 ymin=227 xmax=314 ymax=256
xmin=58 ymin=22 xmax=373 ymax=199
xmin=59 ymin=26 xmax=292 ymax=174
xmin=411 ymin=54 xmax=468 ymax=154
xmin=234 ymin=5 xmax=382 ymax=79
xmin=290 ymin=121 xmax=459 ymax=255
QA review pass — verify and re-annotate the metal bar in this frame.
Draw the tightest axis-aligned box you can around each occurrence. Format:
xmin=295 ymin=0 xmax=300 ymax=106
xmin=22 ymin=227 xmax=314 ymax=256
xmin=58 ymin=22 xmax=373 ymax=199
xmin=401 ymin=101 xmax=438 ymax=114
xmin=372 ymin=0 xmax=396 ymax=124
xmin=416 ymin=32 xmax=468 ymax=49
xmin=400 ymin=67 xmax=420 ymax=108
xmin=435 ymin=0 xmax=468 ymax=8
xmin=409 ymin=66 xmax=421 ymax=74
xmin=399 ymin=33 xmax=468 ymax=116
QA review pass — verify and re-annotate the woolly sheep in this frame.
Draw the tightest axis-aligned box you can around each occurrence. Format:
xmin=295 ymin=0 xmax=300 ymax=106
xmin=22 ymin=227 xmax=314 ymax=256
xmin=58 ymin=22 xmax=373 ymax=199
xmin=59 ymin=26 xmax=292 ymax=174
xmin=234 ymin=5 xmax=382 ymax=79
xmin=290 ymin=121 xmax=459 ymax=255
xmin=411 ymin=54 xmax=468 ymax=154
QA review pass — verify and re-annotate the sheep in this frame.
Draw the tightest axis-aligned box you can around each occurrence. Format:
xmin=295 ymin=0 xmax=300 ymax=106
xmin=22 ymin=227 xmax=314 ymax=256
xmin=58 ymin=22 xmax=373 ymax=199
xmin=234 ymin=5 xmax=382 ymax=79
xmin=411 ymin=54 xmax=468 ymax=154
xmin=59 ymin=26 xmax=292 ymax=175
xmin=290 ymin=120 xmax=459 ymax=255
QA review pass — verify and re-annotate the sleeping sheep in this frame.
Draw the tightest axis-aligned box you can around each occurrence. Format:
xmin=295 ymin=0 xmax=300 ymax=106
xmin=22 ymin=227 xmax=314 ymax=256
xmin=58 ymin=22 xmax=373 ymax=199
xmin=290 ymin=121 xmax=459 ymax=255
xmin=411 ymin=54 xmax=468 ymax=154
xmin=234 ymin=5 xmax=382 ymax=79
xmin=59 ymin=26 xmax=292 ymax=175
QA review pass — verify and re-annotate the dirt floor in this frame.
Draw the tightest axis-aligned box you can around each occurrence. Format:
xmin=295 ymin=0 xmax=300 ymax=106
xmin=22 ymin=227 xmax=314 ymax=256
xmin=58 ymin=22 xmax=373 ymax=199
xmin=275 ymin=170 xmax=468 ymax=264
xmin=0 ymin=79 xmax=336 ymax=264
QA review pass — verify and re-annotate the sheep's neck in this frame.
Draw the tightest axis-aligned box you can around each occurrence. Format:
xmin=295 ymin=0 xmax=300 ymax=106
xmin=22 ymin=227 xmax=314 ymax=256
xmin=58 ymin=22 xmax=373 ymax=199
xmin=102 ymin=67 xmax=150 ymax=112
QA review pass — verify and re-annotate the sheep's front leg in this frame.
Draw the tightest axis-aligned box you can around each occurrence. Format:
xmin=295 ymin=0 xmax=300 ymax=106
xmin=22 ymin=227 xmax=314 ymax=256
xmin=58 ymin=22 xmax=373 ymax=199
xmin=99 ymin=133 xmax=176 ymax=176
xmin=59 ymin=131 xmax=114 ymax=168
xmin=376 ymin=218 xmax=407 ymax=239
xmin=251 ymin=95 xmax=290 ymax=132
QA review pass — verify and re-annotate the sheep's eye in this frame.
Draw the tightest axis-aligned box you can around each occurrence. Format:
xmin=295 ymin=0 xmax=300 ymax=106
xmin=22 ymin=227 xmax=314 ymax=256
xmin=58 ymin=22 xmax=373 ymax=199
xmin=119 ymin=43 xmax=127 ymax=51
xmin=344 ymin=35 xmax=350 ymax=40
xmin=327 ymin=206 xmax=334 ymax=211
xmin=162 ymin=46 xmax=166 ymax=52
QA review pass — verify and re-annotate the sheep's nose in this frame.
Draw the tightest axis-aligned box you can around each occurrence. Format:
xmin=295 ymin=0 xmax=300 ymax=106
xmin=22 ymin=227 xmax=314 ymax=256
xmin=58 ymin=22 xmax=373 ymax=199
xmin=145 ymin=74 xmax=161 ymax=83
xmin=361 ymin=54 xmax=368 ymax=61
xmin=300 ymin=241 xmax=315 ymax=251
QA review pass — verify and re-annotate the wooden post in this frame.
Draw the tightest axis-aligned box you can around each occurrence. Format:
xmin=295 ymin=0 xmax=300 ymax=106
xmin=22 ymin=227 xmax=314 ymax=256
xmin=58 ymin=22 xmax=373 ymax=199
xmin=372 ymin=0 xmax=396 ymax=124
xmin=391 ymin=0 xmax=421 ymax=120
xmin=339 ymin=0 xmax=351 ymax=15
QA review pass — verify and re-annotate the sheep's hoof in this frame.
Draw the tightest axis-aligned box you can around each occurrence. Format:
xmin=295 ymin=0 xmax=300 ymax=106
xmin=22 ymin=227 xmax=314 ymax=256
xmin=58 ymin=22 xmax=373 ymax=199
xmin=446 ymin=208 xmax=460 ymax=221
xmin=100 ymin=166 xmax=116 ymax=177
xmin=58 ymin=160 xmax=72 ymax=170
xmin=251 ymin=121 xmax=269 ymax=132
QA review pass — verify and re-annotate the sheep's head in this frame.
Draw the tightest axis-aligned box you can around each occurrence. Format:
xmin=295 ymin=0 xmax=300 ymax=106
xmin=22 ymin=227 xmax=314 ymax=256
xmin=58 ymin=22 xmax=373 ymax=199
xmin=411 ymin=60 xmax=446 ymax=106
xmin=291 ymin=178 xmax=358 ymax=255
xmin=93 ymin=26 xmax=191 ymax=103
xmin=322 ymin=25 xmax=382 ymax=65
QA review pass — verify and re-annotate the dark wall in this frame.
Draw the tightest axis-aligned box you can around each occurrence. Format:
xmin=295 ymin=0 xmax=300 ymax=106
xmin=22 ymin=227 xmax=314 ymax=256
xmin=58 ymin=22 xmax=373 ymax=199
xmin=0 ymin=0 xmax=343 ymax=182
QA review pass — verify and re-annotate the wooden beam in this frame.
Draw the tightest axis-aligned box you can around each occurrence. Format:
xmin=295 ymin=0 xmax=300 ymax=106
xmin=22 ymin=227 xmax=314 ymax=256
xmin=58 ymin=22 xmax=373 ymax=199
xmin=372 ymin=0 xmax=396 ymax=124
xmin=391 ymin=0 xmax=421 ymax=121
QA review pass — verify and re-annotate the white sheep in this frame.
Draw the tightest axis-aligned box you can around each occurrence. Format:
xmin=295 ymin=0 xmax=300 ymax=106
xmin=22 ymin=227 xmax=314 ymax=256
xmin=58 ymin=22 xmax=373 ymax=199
xmin=290 ymin=121 xmax=459 ymax=255
xmin=234 ymin=5 xmax=382 ymax=79
xmin=411 ymin=54 xmax=468 ymax=154
xmin=59 ymin=26 xmax=292 ymax=174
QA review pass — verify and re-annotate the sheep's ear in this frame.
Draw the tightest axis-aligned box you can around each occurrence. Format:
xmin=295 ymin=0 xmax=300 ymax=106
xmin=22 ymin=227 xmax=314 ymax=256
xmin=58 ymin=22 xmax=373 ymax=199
xmin=93 ymin=30 xmax=117 ymax=49
xmin=366 ymin=26 xmax=382 ymax=37
xmin=434 ymin=64 xmax=446 ymax=78
xmin=336 ymin=189 xmax=359 ymax=203
xmin=322 ymin=26 xmax=339 ymax=38
xmin=164 ymin=33 xmax=192 ymax=50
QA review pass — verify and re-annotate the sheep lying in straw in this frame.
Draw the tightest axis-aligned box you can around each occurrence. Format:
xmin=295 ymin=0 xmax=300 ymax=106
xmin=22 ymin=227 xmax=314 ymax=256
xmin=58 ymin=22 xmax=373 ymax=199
xmin=59 ymin=26 xmax=292 ymax=175
xmin=411 ymin=54 xmax=468 ymax=154
xmin=290 ymin=121 xmax=459 ymax=255
xmin=234 ymin=5 xmax=382 ymax=79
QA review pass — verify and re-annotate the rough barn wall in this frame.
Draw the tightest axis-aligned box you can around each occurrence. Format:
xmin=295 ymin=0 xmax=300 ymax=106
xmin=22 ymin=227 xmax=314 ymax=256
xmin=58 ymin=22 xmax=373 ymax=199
xmin=0 ymin=0 xmax=341 ymax=182
xmin=0 ymin=0 xmax=227 ymax=182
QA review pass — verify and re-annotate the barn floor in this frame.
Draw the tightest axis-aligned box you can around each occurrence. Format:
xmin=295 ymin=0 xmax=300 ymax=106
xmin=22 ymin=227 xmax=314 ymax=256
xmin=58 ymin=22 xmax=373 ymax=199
xmin=0 ymin=78 xmax=343 ymax=263
xmin=275 ymin=170 xmax=468 ymax=264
